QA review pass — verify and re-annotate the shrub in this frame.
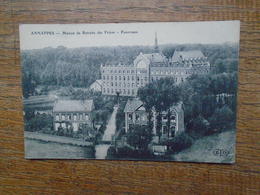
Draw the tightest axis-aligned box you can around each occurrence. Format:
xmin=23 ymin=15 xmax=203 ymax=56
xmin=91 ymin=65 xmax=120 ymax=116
xmin=209 ymin=105 xmax=234 ymax=132
xmin=167 ymin=133 xmax=193 ymax=153
xmin=188 ymin=115 xmax=210 ymax=137
xmin=116 ymin=146 xmax=135 ymax=158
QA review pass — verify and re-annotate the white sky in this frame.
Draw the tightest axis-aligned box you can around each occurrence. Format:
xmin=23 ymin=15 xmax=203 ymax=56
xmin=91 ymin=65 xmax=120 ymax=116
xmin=19 ymin=21 xmax=240 ymax=50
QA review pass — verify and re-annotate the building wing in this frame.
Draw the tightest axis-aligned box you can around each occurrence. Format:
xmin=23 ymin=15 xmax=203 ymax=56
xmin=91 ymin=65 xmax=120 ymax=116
xmin=171 ymin=50 xmax=206 ymax=62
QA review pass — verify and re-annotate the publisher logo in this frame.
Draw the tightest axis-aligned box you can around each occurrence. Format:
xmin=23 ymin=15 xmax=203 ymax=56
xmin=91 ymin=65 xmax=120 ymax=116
xmin=213 ymin=149 xmax=229 ymax=157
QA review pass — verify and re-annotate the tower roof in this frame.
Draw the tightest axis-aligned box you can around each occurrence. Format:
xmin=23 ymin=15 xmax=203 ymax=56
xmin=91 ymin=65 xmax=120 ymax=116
xmin=154 ymin=32 xmax=159 ymax=53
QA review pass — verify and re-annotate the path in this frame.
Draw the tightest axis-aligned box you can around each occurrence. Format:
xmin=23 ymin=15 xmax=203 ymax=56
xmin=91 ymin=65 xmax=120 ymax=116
xmin=95 ymin=106 xmax=118 ymax=159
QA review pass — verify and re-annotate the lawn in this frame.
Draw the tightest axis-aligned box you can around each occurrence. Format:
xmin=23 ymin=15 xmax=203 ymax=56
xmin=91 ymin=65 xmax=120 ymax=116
xmin=172 ymin=130 xmax=236 ymax=164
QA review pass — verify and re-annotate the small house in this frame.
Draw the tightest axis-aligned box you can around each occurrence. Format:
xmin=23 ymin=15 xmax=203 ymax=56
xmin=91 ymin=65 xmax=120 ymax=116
xmin=53 ymin=99 xmax=94 ymax=132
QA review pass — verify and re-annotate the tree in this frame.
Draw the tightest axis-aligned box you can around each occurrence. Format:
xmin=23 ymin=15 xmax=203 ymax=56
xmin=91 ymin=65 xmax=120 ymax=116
xmin=188 ymin=115 xmax=210 ymax=137
xmin=127 ymin=124 xmax=152 ymax=150
xmin=138 ymin=77 xmax=180 ymax=139
xmin=166 ymin=133 xmax=193 ymax=153
xmin=209 ymin=105 xmax=234 ymax=131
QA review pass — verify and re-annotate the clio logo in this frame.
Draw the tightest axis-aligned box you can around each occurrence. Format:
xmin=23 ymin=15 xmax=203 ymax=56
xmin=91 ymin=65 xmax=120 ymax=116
xmin=213 ymin=149 xmax=230 ymax=157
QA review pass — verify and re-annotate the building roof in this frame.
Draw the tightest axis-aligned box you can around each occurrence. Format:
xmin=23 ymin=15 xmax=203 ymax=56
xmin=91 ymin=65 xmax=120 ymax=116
xmin=90 ymin=80 xmax=103 ymax=88
xmin=134 ymin=52 xmax=167 ymax=68
xmin=124 ymin=99 xmax=143 ymax=113
xmin=143 ymin=53 xmax=167 ymax=63
xmin=171 ymin=50 xmax=205 ymax=62
xmin=24 ymin=95 xmax=57 ymax=105
xmin=53 ymin=99 xmax=94 ymax=112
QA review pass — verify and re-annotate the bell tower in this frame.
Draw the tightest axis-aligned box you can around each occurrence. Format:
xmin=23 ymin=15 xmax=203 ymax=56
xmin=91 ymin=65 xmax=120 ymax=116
xmin=154 ymin=32 xmax=159 ymax=53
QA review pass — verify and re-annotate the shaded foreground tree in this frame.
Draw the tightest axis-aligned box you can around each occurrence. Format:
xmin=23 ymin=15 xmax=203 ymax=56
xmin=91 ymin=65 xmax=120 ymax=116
xmin=127 ymin=124 xmax=152 ymax=151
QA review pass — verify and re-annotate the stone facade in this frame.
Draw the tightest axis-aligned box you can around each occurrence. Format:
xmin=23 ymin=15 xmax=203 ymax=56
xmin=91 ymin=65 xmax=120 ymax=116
xmin=101 ymin=35 xmax=210 ymax=97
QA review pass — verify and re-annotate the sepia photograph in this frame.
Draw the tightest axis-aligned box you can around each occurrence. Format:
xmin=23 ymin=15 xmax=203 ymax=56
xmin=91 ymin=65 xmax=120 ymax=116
xmin=20 ymin=21 xmax=240 ymax=163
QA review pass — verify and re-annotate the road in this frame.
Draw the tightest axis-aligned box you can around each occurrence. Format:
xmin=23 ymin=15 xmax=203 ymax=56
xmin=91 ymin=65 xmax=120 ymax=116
xmin=95 ymin=106 xmax=118 ymax=159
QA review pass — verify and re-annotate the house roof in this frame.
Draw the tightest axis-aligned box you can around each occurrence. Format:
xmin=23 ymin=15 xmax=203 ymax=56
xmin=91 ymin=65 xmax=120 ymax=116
xmin=53 ymin=99 xmax=94 ymax=112
xmin=24 ymin=95 xmax=57 ymax=105
xmin=91 ymin=79 xmax=103 ymax=87
xmin=124 ymin=99 xmax=143 ymax=113
xmin=172 ymin=50 xmax=205 ymax=62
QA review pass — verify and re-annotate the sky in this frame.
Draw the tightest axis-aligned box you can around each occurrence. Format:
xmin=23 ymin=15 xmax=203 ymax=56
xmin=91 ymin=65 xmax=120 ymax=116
xmin=19 ymin=21 xmax=240 ymax=50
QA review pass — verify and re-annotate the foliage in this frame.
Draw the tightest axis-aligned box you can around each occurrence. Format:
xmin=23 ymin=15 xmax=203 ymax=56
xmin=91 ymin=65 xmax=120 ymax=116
xmin=116 ymin=97 xmax=128 ymax=132
xmin=187 ymin=115 xmax=210 ymax=137
xmin=180 ymin=72 xmax=238 ymax=137
xmin=166 ymin=133 xmax=193 ymax=153
xmin=25 ymin=113 xmax=53 ymax=132
xmin=209 ymin=105 xmax=235 ymax=132
xmin=127 ymin=124 xmax=152 ymax=150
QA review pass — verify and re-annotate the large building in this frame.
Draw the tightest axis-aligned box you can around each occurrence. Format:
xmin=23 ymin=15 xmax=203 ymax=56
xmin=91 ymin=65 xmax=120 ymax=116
xmin=100 ymin=34 xmax=210 ymax=96
xmin=53 ymin=99 xmax=94 ymax=132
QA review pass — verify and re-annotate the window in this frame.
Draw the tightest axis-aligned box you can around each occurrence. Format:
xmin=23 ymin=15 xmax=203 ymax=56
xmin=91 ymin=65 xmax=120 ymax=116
xmin=80 ymin=114 xmax=83 ymax=120
xmin=111 ymin=76 xmax=113 ymax=80
xmin=123 ymin=76 xmax=125 ymax=81
xmin=119 ymin=76 xmax=121 ymax=80
xmin=163 ymin=126 xmax=167 ymax=134
xmin=62 ymin=115 xmax=65 ymax=120
xmin=132 ymin=76 xmax=135 ymax=80
xmin=132 ymin=89 xmax=135 ymax=95
xmin=85 ymin=114 xmax=89 ymax=120
xmin=56 ymin=114 xmax=59 ymax=120
xmin=73 ymin=114 xmax=77 ymax=120
xmin=115 ymin=76 xmax=117 ymax=80
xmin=111 ymin=82 xmax=113 ymax=86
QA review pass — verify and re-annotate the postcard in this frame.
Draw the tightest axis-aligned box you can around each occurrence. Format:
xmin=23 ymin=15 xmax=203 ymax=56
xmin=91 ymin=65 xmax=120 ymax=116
xmin=20 ymin=21 xmax=240 ymax=163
